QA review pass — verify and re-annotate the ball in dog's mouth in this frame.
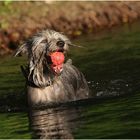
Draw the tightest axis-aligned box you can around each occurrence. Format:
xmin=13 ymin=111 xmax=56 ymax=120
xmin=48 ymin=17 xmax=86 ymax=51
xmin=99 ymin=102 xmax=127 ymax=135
xmin=49 ymin=51 xmax=65 ymax=74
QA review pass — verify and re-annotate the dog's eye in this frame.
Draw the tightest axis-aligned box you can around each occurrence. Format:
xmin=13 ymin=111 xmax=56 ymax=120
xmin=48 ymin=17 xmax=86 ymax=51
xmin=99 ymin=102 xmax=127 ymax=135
xmin=57 ymin=41 xmax=65 ymax=48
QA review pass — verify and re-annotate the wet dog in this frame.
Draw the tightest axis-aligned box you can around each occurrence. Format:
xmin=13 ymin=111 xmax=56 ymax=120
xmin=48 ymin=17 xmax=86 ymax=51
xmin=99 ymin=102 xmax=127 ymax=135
xmin=15 ymin=29 xmax=89 ymax=107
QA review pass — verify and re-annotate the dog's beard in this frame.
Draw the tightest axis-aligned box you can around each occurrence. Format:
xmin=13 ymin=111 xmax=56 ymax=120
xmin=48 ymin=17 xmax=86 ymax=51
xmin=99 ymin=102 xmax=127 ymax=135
xmin=25 ymin=48 xmax=66 ymax=88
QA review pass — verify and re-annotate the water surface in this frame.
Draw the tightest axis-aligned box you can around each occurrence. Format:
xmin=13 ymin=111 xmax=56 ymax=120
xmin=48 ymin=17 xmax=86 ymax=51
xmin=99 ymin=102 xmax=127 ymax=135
xmin=0 ymin=21 xmax=140 ymax=138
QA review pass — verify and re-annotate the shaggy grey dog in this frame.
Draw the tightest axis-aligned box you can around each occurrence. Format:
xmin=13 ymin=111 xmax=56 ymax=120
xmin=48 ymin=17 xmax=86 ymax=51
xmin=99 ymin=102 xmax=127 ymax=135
xmin=15 ymin=29 xmax=89 ymax=107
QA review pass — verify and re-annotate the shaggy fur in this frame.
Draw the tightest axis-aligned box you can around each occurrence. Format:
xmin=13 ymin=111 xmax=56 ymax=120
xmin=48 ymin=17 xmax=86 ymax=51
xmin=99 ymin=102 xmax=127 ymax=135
xmin=15 ymin=29 xmax=89 ymax=107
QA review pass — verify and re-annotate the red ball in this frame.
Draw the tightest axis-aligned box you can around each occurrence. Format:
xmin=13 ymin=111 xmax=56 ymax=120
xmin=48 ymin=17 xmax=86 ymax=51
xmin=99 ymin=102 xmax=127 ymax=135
xmin=50 ymin=52 xmax=65 ymax=66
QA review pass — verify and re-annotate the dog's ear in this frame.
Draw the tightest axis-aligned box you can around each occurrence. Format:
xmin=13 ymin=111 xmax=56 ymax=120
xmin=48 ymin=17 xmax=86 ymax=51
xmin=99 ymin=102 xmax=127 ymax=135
xmin=14 ymin=43 xmax=28 ymax=57
xmin=68 ymin=43 xmax=84 ymax=48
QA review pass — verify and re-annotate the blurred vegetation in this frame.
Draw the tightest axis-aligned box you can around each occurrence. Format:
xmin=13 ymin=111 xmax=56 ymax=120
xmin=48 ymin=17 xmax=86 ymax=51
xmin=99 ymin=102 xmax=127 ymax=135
xmin=0 ymin=1 xmax=140 ymax=55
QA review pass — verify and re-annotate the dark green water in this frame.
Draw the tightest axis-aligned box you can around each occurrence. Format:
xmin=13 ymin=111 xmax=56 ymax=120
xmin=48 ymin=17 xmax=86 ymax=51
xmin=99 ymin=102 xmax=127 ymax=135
xmin=0 ymin=21 xmax=140 ymax=138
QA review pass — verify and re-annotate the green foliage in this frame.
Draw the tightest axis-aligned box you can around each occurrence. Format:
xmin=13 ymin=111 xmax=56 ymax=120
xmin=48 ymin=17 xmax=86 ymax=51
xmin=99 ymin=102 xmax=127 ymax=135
xmin=3 ymin=0 xmax=12 ymax=6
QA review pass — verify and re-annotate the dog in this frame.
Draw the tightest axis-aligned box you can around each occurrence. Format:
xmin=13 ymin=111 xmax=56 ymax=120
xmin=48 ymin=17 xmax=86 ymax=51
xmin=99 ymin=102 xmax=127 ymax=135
xmin=15 ymin=29 xmax=89 ymax=107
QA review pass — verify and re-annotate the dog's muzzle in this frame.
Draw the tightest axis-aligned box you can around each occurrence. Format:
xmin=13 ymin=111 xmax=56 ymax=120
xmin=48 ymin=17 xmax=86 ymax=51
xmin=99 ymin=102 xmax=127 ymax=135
xmin=46 ymin=40 xmax=67 ymax=74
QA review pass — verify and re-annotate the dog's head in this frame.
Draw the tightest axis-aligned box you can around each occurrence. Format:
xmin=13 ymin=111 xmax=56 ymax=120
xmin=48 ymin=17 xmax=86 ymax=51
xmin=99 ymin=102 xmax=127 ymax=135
xmin=15 ymin=29 xmax=81 ymax=87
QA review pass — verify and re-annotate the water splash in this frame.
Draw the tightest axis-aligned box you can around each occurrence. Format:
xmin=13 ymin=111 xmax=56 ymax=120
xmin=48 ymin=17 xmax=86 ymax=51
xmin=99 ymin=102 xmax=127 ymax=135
xmin=88 ymin=79 xmax=134 ymax=97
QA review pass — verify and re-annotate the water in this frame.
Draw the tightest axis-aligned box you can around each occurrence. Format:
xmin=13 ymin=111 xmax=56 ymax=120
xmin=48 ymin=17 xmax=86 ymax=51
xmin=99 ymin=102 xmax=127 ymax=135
xmin=0 ymin=21 xmax=140 ymax=138
xmin=29 ymin=106 xmax=80 ymax=139
xmin=71 ymin=22 xmax=140 ymax=97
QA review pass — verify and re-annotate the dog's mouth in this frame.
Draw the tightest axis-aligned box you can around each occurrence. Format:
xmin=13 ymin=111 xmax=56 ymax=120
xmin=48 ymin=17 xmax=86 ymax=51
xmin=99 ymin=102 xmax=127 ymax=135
xmin=47 ymin=49 xmax=65 ymax=74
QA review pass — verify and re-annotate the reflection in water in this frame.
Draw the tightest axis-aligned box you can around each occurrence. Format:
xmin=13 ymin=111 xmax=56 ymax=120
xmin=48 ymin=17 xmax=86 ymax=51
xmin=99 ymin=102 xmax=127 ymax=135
xmin=29 ymin=106 xmax=81 ymax=139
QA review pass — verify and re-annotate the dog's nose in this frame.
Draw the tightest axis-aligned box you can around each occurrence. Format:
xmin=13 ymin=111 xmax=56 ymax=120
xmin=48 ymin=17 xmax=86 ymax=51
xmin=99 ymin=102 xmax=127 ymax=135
xmin=56 ymin=41 xmax=65 ymax=48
